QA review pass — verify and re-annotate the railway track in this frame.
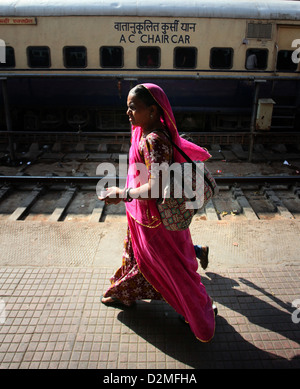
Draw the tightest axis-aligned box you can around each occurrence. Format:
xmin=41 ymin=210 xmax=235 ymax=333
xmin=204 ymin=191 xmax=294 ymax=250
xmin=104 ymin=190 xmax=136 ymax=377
xmin=0 ymin=174 xmax=299 ymax=223
xmin=2 ymin=129 xmax=300 ymax=146
xmin=2 ymin=130 xmax=300 ymax=146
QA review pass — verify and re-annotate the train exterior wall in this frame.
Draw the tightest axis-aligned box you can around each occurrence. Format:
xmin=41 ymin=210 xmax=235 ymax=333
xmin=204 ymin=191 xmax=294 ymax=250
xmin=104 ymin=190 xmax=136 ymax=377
xmin=0 ymin=13 xmax=300 ymax=131
xmin=1 ymin=15 xmax=299 ymax=73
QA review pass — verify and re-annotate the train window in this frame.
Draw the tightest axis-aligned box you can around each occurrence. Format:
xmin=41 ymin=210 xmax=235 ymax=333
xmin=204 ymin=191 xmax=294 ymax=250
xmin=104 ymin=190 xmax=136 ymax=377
xmin=245 ymin=49 xmax=268 ymax=70
xmin=276 ymin=50 xmax=298 ymax=72
xmin=100 ymin=46 xmax=123 ymax=68
xmin=63 ymin=46 xmax=87 ymax=68
xmin=137 ymin=47 xmax=160 ymax=68
xmin=210 ymin=48 xmax=233 ymax=69
xmin=0 ymin=46 xmax=15 ymax=68
xmin=174 ymin=47 xmax=197 ymax=69
xmin=27 ymin=46 xmax=50 ymax=68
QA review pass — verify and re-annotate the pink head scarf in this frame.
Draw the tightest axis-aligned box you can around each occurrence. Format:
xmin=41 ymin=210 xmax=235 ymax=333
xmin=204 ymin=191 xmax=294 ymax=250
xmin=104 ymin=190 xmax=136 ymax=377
xmin=130 ymin=83 xmax=211 ymax=165
xmin=126 ymin=83 xmax=211 ymax=226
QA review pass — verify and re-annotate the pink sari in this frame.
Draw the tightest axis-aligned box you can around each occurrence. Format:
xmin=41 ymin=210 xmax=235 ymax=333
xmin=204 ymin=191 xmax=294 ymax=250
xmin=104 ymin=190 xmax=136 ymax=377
xmin=125 ymin=83 xmax=215 ymax=342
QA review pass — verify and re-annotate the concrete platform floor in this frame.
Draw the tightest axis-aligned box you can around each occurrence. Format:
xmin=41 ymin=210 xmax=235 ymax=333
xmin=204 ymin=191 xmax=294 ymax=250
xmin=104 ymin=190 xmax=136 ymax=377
xmin=0 ymin=219 xmax=299 ymax=369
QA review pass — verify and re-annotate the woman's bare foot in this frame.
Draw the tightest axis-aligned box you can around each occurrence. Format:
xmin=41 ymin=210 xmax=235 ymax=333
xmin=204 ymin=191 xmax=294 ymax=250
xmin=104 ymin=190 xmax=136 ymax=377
xmin=101 ymin=295 xmax=135 ymax=308
xmin=101 ymin=296 xmax=116 ymax=304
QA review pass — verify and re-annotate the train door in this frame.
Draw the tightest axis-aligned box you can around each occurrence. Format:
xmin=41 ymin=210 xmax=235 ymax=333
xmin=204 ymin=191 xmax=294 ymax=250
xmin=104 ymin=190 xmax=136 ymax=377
xmin=273 ymin=26 xmax=300 ymax=131
xmin=276 ymin=25 xmax=300 ymax=72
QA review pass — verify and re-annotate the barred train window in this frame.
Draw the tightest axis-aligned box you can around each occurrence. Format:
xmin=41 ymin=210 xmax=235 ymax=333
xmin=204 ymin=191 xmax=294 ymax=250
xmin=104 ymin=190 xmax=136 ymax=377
xmin=277 ymin=50 xmax=298 ymax=72
xmin=210 ymin=47 xmax=233 ymax=69
xmin=63 ymin=46 xmax=87 ymax=68
xmin=100 ymin=46 xmax=123 ymax=68
xmin=0 ymin=46 xmax=15 ymax=68
xmin=137 ymin=47 xmax=160 ymax=68
xmin=174 ymin=47 xmax=197 ymax=69
xmin=27 ymin=46 xmax=50 ymax=68
xmin=245 ymin=49 xmax=268 ymax=70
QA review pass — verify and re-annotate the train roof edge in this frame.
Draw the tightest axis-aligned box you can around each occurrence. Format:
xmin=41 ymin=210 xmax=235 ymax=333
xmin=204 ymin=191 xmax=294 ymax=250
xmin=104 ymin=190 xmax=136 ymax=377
xmin=0 ymin=0 xmax=300 ymax=20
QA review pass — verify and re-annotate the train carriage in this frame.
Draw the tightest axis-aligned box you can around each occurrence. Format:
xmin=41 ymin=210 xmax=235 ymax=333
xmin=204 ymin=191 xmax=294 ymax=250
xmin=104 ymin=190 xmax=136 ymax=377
xmin=0 ymin=0 xmax=300 ymax=149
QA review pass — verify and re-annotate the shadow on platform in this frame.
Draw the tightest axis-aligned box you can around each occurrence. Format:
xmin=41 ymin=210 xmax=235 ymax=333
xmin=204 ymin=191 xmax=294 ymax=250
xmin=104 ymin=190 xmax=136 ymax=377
xmin=116 ymin=272 xmax=300 ymax=369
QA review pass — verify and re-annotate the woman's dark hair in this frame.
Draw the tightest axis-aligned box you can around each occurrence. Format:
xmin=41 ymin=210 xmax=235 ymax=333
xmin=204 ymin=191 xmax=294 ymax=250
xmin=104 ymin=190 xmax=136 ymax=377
xmin=130 ymin=84 xmax=164 ymax=116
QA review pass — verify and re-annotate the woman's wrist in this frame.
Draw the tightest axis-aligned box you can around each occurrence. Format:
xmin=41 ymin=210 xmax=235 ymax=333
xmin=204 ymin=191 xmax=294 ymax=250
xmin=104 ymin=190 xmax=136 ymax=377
xmin=123 ymin=187 xmax=133 ymax=202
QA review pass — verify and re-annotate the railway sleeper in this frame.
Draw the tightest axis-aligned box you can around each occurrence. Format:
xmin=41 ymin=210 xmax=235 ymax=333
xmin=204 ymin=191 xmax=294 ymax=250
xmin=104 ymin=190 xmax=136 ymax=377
xmin=0 ymin=184 xmax=12 ymax=202
xmin=48 ymin=186 xmax=78 ymax=222
xmin=8 ymin=185 xmax=45 ymax=221
xmin=232 ymin=187 xmax=259 ymax=220
xmin=203 ymin=199 xmax=219 ymax=220
xmin=262 ymin=186 xmax=295 ymax=219
xmin=293 ymin=185 xmax=300 ymax=199
xmin=89 ymin=201 xmax=105 ymax=223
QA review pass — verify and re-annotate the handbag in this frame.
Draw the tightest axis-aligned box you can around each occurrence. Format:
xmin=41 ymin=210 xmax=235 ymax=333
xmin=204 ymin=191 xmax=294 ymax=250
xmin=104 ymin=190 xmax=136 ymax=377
xmin=157 ymin=137 xmax=218 ymax=231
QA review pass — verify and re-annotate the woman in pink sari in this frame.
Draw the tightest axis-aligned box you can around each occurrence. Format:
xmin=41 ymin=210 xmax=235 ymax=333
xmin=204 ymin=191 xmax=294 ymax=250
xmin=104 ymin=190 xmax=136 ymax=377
xmin=100 ymin=83 xmax=215 ymax=342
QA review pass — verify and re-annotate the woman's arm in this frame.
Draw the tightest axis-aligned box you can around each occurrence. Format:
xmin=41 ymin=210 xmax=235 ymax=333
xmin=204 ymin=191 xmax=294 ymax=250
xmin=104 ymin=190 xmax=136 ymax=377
xmin=98 ymin=174 xmax=162 ymax=205
xmin=99 ymin=131 xmax=171 ymax=205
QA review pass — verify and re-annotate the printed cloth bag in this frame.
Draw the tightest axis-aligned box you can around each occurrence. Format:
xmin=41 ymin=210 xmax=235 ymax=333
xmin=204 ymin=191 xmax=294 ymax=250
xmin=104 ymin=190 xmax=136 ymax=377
xmin=157 ymin=139 xmax=218 ymax=231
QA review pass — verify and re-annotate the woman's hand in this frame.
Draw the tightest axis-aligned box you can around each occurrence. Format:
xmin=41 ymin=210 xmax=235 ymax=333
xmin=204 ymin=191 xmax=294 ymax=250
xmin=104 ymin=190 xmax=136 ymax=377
xmin=99 ymin=181 xmax=157 ymax=204
xmin=98 ymin=186 xmax=125 ymax=205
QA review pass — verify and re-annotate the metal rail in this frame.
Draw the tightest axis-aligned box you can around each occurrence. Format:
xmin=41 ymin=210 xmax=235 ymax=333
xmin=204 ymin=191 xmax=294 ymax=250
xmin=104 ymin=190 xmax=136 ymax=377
xmin=1 ymin=130 xmax=300 ymax=145
xmin=0 ymin=73 xmax=300 ymax=81
xmin=0 ymin=175 xmax=299 ymax=186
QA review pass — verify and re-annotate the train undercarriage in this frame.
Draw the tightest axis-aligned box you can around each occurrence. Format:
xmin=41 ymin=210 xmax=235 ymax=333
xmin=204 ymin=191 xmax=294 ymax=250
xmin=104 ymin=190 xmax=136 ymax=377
xmin=0 ymin=76 xmax=300 ymax=162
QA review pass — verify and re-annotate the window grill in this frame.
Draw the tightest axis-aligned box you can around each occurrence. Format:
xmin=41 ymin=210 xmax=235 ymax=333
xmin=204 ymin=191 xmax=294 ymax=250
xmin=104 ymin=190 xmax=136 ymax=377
xmin=247 ymin=23 xmax=272 ymax=39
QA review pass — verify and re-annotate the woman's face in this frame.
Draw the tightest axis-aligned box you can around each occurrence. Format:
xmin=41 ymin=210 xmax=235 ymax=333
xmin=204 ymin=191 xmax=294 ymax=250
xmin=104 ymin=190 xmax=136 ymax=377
xmin=126 ymin=93 xmax=152 ymax=129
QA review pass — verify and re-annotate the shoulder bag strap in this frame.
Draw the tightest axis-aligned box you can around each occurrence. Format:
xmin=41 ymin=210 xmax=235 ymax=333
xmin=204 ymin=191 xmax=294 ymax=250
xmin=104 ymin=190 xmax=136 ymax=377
xmin=166 ymin=134 xmax=215 ymax=194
